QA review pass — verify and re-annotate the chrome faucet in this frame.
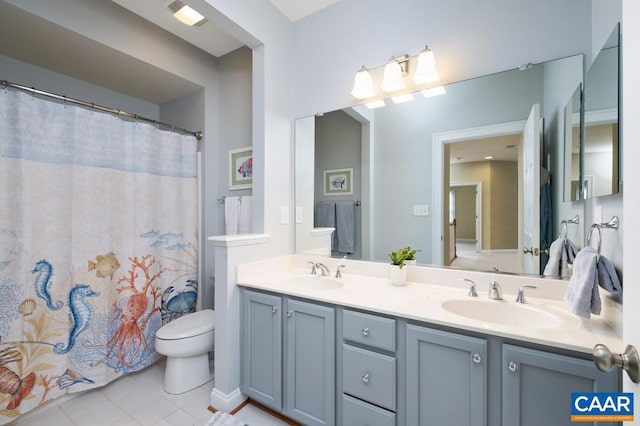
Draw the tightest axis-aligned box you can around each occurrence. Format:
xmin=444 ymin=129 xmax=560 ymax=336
xmin=488 ymin=281 xmax=503 ymax=300
xmin=335 ymin=264 xmax=346 ymax=278
xmin=307 ymin=261 xmax=330 ymax=276
xmin=462 ymin=278 xmax=478 ymax=297
xmin=515 ymin=285 xmax=537 ymax=304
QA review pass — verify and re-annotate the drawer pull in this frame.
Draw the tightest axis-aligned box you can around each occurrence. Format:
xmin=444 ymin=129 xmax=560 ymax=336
xmin=287 ymin=310 xmax=293 ymax=317
xmin=362 ymin=373 xmax=370 ymax=384
xmin=508 ymin=361 xmax=519 ymax=373
xmin=472 ymin=353 xmax=482 ymax=364
xmin=362 ymin=327 xmax=370 ymax=337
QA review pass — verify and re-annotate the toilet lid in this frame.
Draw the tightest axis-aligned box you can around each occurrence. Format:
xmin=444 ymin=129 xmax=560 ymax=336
xmin=156 ymin=309 xmax=215 ymax=340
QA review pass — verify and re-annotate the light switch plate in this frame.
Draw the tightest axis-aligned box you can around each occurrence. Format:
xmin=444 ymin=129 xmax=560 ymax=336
xmin=295 ymin=206 xmax=303 ymax=224
xmin=413 ymin=204 xmax=429 ymax=216
xmin=280 ymin=206 xmax=289 ymax=224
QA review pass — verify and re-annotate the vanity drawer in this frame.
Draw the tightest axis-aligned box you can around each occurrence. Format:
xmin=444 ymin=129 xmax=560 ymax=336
xmin=342 ymin=394 xmax=395 ymax=426
xmin=342 ymin=344 xmax=396 ymax=411
xmin=343 ymin=309 xmax=396 ymax=352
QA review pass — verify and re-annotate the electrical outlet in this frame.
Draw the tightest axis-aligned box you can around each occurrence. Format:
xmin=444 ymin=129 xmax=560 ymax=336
xmin=280 ymin=206 xmax=290 ymax=224
xmin=413 ymin=204 xmax=429 ymax=216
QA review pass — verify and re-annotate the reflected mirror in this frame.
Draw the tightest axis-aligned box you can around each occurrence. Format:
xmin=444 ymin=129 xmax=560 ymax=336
xmin=295 ymin=54 xmax=584 ymax=275
xmin=582 ymin=24 xmax=620 ymax=199
xmin=564 ymin=84 xmax=582 ymax=202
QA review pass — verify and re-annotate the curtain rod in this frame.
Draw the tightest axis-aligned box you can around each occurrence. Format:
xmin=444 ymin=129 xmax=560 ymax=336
xmin=1 ymin=79 xmax=203 ymax=141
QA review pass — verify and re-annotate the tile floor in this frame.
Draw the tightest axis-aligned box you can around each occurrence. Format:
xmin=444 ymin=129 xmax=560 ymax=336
xmin=10 ymin=359 xmax=291 ymax=426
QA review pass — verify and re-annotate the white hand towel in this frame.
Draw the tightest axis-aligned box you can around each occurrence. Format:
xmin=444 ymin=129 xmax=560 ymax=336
xmin=238 ymin=195 xmax=252 ymax=234
xmin=564 ymin=247 xmax=600 ymax=318
xmin=224 ymin=196 xmax=240 ymax=235
xmin=543 ymin=237 xmax=564 ymax=277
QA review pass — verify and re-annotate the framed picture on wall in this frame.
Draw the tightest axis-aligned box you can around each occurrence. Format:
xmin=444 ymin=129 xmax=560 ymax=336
xmin=229 ymin=146 xmax=253 ymax=190
xmin=323 ymin=168 xmax=353 ymax=196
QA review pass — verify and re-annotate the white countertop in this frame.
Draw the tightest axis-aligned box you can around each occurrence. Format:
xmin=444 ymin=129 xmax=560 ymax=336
xmin=236 ymin=254 xmax=622 ymax=355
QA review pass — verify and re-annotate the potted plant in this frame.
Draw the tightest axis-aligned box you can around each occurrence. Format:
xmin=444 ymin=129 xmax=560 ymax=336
xmin=401 ymin=246 xmax=420 ymax=266
xmin=387 ymin=249 xmax=409 ymax=286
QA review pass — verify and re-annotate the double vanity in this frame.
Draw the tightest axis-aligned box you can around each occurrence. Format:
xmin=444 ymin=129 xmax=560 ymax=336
xmin=237 ymin=255 xmax=621 ymax=426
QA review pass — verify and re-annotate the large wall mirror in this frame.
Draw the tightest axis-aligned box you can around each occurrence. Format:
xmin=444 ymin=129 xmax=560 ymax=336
xmin=295 ymin=53 xmax=587 ymax=276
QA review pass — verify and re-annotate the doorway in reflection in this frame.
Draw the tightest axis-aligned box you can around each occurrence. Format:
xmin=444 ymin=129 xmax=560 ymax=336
xmin=446 ymin=133 xmax=522 ymax=273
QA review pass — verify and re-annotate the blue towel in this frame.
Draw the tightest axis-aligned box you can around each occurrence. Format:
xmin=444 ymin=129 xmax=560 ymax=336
xmin=597 ymin=255 xmax=622 ymax=294
xmin=315 ymin=201 xmax=336 ymax=250
xmin=336 ymin=201 xmax=355 ymax=254
xmin=564 ymin=247 xmax=600 ymax=318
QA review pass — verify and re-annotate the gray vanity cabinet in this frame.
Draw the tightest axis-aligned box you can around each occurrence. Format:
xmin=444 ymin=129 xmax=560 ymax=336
xmin=284 ymin=298 xmax=336 ymax=426
xmin=241 ymin=290 xmax=282 ymax=409
xmin=406 ymin=325 xmax=487 ymax=426
xmin=502 ymin=344 xmax=620 ymax=426
xmin=241 ymin=289 xmax=335 ymax=426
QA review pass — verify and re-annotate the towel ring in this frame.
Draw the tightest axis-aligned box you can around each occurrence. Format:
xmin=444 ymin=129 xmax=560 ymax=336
xmin=587 ymin=224 xmax=602 ymax=256
xmin=559 ymin=215 xmax=580 ymax=239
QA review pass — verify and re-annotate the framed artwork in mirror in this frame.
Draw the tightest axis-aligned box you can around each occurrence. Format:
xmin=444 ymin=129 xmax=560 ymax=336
xmin=229 ymin=146 xmax=253 ymax=190
xmin=324 ymin=168 xmax=353 ymax=196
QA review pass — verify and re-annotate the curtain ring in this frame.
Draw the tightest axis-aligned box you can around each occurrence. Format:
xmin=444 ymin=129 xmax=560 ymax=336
xmin=588 ymin=224 xmax=602 ymax=257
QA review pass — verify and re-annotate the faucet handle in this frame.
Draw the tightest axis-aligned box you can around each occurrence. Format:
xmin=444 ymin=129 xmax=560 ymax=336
xmin=336 ymin=264 xmax=346 ymax=278
xmin=515 ymin=285 xmax=537 ymax=304
xmin=462 ymin=278 xmax=478 ymax=297
xmin=307 ymin=261 xmax=317 ymax=275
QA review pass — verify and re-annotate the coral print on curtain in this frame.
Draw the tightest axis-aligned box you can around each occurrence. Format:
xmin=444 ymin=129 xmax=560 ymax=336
xmin=0 ymin=89 xmax=199 ymax=423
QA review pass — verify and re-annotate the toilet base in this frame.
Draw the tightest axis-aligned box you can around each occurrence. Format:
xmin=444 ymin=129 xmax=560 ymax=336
xmin=163 ymin=353 xmax=214 ymax=395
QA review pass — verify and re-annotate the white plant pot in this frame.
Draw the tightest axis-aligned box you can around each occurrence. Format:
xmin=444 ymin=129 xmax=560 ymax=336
xmin=389 ymin=264 xmax=408 ymax=286
xmin=405 ymin=259 xmax=417 ymax=266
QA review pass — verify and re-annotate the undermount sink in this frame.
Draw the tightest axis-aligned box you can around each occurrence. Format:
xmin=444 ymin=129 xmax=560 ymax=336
xmin=440 ymin=298 xmax=577 ymax=330
xmin=280 ymin=275 xmax=344 ymax=290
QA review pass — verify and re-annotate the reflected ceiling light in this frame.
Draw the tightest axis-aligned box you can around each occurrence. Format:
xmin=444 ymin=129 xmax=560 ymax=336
xmin=350 ymin=66 xmax=376 ymax=99
xmin=381 ymin=58 xmax=407 ymax=92
xmin=365 ymin=100 xmax=386 ymax=109
xmin=421 ymin=86 xmax=446 ymax=98
xmin=414 ymin=46 xmax=440 ymax=85
xmin=484 ymin=156 xmax=493 ymax=160
xmin=169 ymin=1 xmax=208 ymax=26
xmin=391 ymin=93 xmax=414 ymax=104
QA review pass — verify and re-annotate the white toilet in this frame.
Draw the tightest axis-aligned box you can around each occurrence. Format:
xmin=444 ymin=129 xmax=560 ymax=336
xmin=155 ymin=309 xmax=215 ymax=394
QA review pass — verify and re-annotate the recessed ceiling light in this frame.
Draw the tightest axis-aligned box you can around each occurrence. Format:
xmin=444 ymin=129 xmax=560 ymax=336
xmin=484 ymin=156 xmax=493 ymax=160
xmin=168 ymin=1 xmax=208 ymax=26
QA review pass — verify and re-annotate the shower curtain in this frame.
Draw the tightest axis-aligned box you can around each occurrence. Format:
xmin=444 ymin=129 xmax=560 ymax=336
xmin=0 ymin=89 xmax=199 ymax=423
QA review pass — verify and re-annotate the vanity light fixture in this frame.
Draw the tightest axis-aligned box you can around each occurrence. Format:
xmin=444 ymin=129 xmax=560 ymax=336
xmin=381 ymin=57 xmax=408 ymax=92
xmin=413 ymin=46 xmax=440 ymax=85
xmin=350 ymin=45 xmax=442 ymax=102
xmin=168 ymin=1 xmax=208 ymax=26
xmin=351 ymin=66 xmax=376 ymax=99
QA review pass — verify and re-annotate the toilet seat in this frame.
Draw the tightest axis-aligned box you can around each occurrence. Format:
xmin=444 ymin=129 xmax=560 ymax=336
xmin=156 ymin=309 xmax=215 ymax=340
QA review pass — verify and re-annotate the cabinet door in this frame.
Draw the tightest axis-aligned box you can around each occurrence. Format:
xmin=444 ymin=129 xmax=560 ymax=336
xmin=285 ymin=298 xmax=335 ymax=426
xmin=502 ymin=344 xmax=620 ymax=426
xmin=241 ymin=290 xmax=282 ymax=409
xmin=406 ymin=325 xmax=487 ymax=426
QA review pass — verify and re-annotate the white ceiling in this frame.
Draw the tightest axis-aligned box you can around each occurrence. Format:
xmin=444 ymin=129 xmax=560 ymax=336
xmin=268 ymin=0 xmax=341 ymax=22
xmin=449 ymin=134 xmax=521 ymax=164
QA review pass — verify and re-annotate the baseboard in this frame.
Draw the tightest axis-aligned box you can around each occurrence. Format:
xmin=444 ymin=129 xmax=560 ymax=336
xmin=209 ymin=387 xmax=247 ymax=413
